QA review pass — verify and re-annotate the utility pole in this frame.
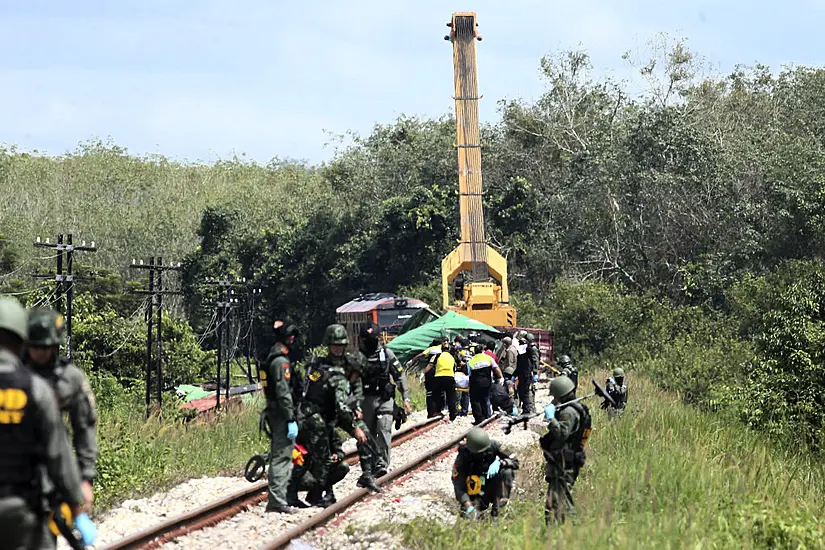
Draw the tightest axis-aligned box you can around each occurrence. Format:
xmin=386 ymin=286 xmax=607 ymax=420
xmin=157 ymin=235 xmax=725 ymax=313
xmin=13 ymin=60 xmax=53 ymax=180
xmin=240 ymin=281 xmax=263 ymax=384
xmin=206 ymin=278 xmax=243 ymax=409
xmin=130 ymin=256 xmax=182 ymax=417
xmin=33 ymin=233 xmax=97 ymax=358
xmin=227 ymin=279 xmax=262 ymax=387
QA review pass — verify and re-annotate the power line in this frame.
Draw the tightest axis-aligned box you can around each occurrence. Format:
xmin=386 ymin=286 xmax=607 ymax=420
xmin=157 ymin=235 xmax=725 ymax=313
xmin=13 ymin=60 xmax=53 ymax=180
xmin=130 ymin=256 xmax=183 ymax=418
xmin=203 ymin=277 xmax=261 ymax=409
xmin=32 ymin=233 xmax=98 ymax=358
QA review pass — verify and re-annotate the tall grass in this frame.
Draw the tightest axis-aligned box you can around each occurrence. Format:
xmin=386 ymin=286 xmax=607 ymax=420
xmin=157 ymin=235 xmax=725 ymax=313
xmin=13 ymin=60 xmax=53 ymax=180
xmin=93 ymin=390 xmax=265 ymax=513
xmin=92 ymin=374 xmax=427 ymax=514
xmin=394 ymin=375 xmax=825 ymax=549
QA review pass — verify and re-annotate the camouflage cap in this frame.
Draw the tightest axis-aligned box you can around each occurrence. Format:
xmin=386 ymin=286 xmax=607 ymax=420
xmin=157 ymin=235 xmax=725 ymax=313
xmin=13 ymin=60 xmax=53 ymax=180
xmin=27 ymin=308 xmax=65 ymax=347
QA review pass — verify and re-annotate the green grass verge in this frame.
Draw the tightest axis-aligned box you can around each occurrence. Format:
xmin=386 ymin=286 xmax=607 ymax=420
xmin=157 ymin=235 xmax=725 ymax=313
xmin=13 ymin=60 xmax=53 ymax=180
xmin=92 ymin=374 xmax=427 ymax=516
xmin=392 ymin=375 xmax=825 ymax=549
xmin=93 ymin=394 xmax=265 ymax=514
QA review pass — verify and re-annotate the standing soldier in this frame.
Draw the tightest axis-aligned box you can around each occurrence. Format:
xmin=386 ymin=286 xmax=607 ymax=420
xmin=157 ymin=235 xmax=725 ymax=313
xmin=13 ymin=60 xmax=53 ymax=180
xmin=603 ymin=367 xmax=628 ymax=418
xmin=452 ymin=427 xmax=519 ymax=519
xmin=289 ymin=324 xmax=373 ymax=508
xmin=25 ymin=308 xmax=98 ymax=514
xmin=0 ymin=297 xmax=95 ymax=548
xmin=557 ymin=355 xmax=578 ymax=389
xmin=526 ymin=333 xmax=540 ymax=408
xmin=258 ymin=320 xmax=300 ymax=514
xmin=497 ymin=336 xmax=516 ymax=377
xmin=514 ymin=333 xmax=534 ymax=414
xmin=526 ymin=333 xmax=540 ymax=376
xmin=539 ymin=375 xmax=591 ymax=524
xmin=357 ymin=323 xmax=412 ymax=473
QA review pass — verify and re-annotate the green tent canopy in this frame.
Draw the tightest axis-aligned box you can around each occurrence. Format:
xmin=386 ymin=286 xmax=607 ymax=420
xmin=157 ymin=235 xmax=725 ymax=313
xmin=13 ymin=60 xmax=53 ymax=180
xmin=398 ymin=307 xmax=442 ymax=335
xmin=387 ymin=310 xmax=503 ymax=364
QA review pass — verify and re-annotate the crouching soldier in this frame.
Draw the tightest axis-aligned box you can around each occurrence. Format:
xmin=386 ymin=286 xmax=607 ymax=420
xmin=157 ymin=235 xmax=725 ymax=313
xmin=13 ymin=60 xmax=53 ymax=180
xmin=540 ymin=375 xmax=591 ymax=524
xmin=452 ymin=427 xmax=519 ymax=519
xmin=292 ymin=429 xmax=350 ymax=506
xmin=603 ymin=367 xmax=628 ymax=418
xmin=288 ymin=324 xmax=371 ymax=508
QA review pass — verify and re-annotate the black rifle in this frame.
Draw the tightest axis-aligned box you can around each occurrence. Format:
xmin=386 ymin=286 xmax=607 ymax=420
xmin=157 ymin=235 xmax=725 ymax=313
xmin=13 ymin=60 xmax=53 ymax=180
xmin=501 ymin=379 xmax=614 ymax=434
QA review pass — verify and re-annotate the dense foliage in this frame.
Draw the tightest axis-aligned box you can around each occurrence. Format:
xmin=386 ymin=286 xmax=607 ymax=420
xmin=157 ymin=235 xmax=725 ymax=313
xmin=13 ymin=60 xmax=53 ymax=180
xmin=4 ymin=35 xmax=825 ymax=474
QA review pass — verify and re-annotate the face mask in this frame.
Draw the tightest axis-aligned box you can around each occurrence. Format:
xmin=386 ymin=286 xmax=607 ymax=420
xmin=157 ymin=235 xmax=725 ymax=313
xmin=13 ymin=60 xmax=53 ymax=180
xmin=362 ymin=336 xmax=379 ymax=355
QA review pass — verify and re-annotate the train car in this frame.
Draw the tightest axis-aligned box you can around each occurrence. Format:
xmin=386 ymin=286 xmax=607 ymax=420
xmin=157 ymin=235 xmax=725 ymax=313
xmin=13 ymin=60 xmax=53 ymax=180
xmin=336 ymin=293 xmax=429 ymax=350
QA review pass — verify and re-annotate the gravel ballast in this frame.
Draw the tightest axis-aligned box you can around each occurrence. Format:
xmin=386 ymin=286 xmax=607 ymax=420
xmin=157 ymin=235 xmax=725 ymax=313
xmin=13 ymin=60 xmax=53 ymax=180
xmin=57 ymin=385 xmax=556 ymax=550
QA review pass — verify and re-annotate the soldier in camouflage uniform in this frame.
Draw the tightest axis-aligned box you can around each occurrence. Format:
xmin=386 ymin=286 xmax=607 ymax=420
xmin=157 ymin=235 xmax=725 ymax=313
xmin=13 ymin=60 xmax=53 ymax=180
xmin=25 ymin=309 xmax=98 ymax=526
xmin=258 ymin=321 xmax=300 ymax=514
xmin=0 ymin=297 xmax=95 ymax=549
xmin=337 ymin=337 xmax=385 ymax=482
xmin=557 ymin=354 xmax=578 ymax=389
xmin=295 ymin=428 xmax=350 ymax=504
xmin=452 ymin=428 xmax=519 ymax=519
xmin=603 ymin=367 xmax=628 ymax=419
xmin=357 ymin=322 xmax=411 ymax=473
xmin=289 ymin=324 xmax=373 ymax=508
xmin=539 ymin=375 xmax=591 ymax=524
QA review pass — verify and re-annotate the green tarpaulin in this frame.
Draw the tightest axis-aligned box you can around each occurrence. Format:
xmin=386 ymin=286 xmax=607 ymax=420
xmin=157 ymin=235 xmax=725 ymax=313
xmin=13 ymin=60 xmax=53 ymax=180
xmin=398 ymin=307 xmax=442 ymax=335
xmin=387 ymin=310 xmax=502 ymax=364
xmin=175 ymin=385 xmax=214 ymax=402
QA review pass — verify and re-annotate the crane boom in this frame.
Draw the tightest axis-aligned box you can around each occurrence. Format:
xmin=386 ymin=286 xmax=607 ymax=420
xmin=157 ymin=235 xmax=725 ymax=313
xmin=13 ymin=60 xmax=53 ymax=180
xmin=441 ymin=12 xmax=517 ymax=328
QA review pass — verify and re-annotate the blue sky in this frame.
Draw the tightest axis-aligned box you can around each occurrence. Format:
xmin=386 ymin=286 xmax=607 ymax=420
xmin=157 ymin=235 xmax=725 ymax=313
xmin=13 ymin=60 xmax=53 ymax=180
xmin=1 ymin=0 xmax=824 ymax=166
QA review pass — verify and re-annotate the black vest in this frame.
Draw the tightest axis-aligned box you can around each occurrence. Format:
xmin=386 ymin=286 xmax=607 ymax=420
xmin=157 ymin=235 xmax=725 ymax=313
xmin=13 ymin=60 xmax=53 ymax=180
xmin=0 ymin=363 xmax=38 ymax=486
xmin=363 ymin=347 xmax=391 ymax=396
xmin=301 ymin=361 xmax=343 ymax=422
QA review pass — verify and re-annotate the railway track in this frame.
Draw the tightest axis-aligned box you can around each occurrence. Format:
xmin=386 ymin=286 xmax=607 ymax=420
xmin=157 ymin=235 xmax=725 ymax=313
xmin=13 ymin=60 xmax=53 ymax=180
xmin=259 ymin=413 xmax=501 ymax=550
xmin=100 ymin=414 xmax=448 ymax=550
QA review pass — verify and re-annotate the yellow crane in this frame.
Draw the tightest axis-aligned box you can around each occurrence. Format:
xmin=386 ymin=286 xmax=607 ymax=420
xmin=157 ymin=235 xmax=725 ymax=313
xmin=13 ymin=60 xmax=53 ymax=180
xmin=441 ymin=12 xmax=517 ymax=328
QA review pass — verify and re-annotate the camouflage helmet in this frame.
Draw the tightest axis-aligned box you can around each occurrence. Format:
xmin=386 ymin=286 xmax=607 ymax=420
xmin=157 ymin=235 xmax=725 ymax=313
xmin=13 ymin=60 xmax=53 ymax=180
xmin=324 ymin=324 xmax=349 ymax=346
xmin=0 ymin=297 xmax=28 ymax=342
xmin=465 ymin=427 xmax=491 ymax=453
xmin=525 ymin=332 xmax=535 ymax=342
xmin=502 ymin=336 xmax=512 ymax=346
xmin=549 ymin=375 xmax=576 ymax=398
xmin=557 ymin=354 xmax=572 ymax=366
xmin=27 ymin=308 xmax=65 ymax=347
xmin=613 ymin=367 xmax=625 ymax=378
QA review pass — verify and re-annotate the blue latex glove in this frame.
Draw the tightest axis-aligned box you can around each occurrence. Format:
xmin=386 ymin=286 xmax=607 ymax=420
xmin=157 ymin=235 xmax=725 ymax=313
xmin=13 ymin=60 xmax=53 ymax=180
xmin=532 ymin=374 xmax=539 ymax=383
xmin=287 ymin=421 xmax=299 ymax=441
xmin=544 ymin=403 xmax=556 ymax=421
xmin=463 ymin=505 xmax=476 ymax=518
xmin=486 ymin=457 xmax=501 ymax=479
xmin=511 ymin=405 xmax=519 ymax=416
xmin=608 ymin=377 xmax=615 ymax=385
xmin=75 ymin=513 xmax=97 ymax=545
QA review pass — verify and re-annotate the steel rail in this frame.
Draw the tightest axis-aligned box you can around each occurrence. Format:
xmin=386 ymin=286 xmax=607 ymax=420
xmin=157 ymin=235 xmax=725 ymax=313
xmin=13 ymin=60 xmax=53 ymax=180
xmin=100 ymin=414 xmax=445 ymax=550
xmin=259 ymin=413 xmax=502 ymax=550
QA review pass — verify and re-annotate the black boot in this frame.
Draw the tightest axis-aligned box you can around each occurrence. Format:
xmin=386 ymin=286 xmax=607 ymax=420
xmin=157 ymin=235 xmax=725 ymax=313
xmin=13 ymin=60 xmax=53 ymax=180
xmin=286 ymin=482 xmax=309 ymax=509
xmin=324 ymin=485 xmax=337 ymax=505
xmin=287 ymin=467 xmax=310 ymax=508
xmin=373 ymin=456 xmax=388 ymax=478
xmin=306 ymin=485 xmax=329 ymax=508
xmin=357 ymin=474 xmax=383 ymax=493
